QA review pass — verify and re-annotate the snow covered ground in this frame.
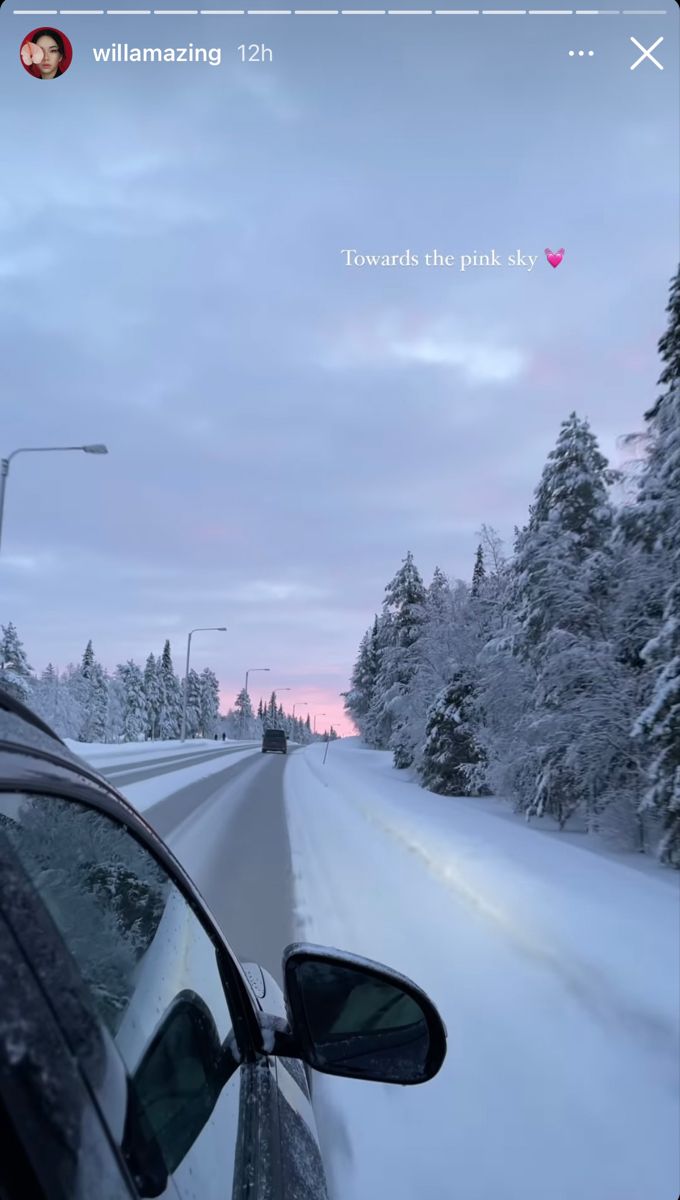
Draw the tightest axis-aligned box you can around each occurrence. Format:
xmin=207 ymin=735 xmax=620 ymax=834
xmin=65 ymin=735 xmax=244 ymax=766
xmin=72 ymin=734 xmax=679 ymax=1199
xmin=284 ymin=739 xmax=680 ymax=1200
xmin=68 ymin=737 xmax=260 ymax=813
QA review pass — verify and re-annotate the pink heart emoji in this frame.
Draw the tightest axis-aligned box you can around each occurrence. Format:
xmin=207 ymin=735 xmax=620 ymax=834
xmin=545 ymin=248 xmax=565 ymax=269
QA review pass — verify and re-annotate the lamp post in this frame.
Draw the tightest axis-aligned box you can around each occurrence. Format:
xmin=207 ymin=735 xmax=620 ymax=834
xmin=180 ymin=627 xmax=227 ymax=742
xmin=313 ymin=712 xmax=326 ymax=734
xmin=292 ymin=700 xmax=308 ymax=745
xmin=274 ymin=687 xmax=291 ymax=714
xmin=244 ymin=667 xmax=270 ymax=698
xmin=243 ymin=668 xmax=269 ymax=737
xmin=262 ymin=686 xmax=291 ymax=732
xmin=0 ymin=444 xmax=108 ymax=554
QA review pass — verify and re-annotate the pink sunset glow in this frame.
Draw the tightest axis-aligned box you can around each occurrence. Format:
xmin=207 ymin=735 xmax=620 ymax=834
xmin=219 ymin=682 xmax=355 ymax=738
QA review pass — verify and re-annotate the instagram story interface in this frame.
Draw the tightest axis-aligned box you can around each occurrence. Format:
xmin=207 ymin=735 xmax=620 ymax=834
xmin=1 ymin=2 xmax=679 ymax=1199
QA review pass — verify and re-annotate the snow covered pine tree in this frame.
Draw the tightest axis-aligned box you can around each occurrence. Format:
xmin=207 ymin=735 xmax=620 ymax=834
xmin=420 ymin=670 xmax=486 ymax=796
xmin=0 ymin=622 xmax=33 ymax=703
xmin=373 ymin=552 xmax=427 ymax=768
xmin=630 ymin=266 xmax=680 ymax=865
xmin=507 ymin=414 xmax=618 ymax=828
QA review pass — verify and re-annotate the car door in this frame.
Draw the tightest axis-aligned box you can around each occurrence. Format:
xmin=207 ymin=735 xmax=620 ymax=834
xmin=0 ymin=787 xmax=283 ymax=1200
xmin=0 ymin=870 xmax=139 ymax=1200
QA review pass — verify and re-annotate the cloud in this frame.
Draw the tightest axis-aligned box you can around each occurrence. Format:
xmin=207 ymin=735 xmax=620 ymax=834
xmin=390 ymin=331 xmax=526 ymax=383
xmin=230 ymin=580 xmax=330 ymax=604
xmin=0 ymin=553 xmax=48 ymax=573
xmin=321 ymin=310 xmax=527 ymax=385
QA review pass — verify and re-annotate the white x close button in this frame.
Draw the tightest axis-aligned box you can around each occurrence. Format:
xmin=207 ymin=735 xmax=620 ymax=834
xmin=630 ymin=36 xmax=664 ymax=71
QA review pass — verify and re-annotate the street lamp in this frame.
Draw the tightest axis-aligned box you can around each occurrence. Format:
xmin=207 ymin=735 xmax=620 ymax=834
xmin=244 ymin=667 xmax=269 ymax=697
xmin=263 ymin=687 xmax=291 ymax=732
xmin=0 ymin=444 xmax=109 ymax=554
xmin=180 ymin=627 xmax=227 ymax=742
xmin=313 ymin=712 xmax=326 ymax=734
xmin=292 ymin=701 xmax=309 ymax=745
xmin=273 ymin=687 xmax=291 ymax=717
xmin=242 ymin=668 xmax=269 ymax=737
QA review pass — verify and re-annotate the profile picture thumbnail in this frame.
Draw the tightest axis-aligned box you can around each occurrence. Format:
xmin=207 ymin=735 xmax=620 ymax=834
xmin=20 ymin=28 xmax=73 ymax=80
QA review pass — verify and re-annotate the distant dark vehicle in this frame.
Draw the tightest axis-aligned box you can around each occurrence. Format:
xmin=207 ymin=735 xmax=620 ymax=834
xmin=0 ymin=689 xmax=447 ymax=1200
xmin=262 ymin=728 xmax=287 ymax=755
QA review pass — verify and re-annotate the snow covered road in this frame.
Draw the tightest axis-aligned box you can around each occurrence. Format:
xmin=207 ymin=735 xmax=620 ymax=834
xmin=76 ymin=736 xmax=299 ymax=977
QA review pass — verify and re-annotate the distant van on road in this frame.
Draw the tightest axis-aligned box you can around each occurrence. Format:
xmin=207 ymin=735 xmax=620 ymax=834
xmin=262 ymin=728 xmax=287 ymax=755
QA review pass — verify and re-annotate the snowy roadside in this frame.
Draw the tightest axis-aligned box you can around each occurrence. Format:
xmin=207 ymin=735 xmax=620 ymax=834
xmin=284 ymin=740 xmax=680 ymax=1200
xmin=65 ymin=736 xmax=249 ymax=768
xmin=68 ymin=738 xmax=261 ymax=813
xmin=300 ymin=739 xmax=680 ymax=1028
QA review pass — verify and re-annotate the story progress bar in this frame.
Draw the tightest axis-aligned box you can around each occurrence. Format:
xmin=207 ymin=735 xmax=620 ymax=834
xmin=10 ymin=7 xmax=671 ymax=16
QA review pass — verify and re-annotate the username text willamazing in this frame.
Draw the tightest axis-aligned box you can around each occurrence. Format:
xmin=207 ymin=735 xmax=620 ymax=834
xmin=93 ymin=43 xmax=222 ymax=66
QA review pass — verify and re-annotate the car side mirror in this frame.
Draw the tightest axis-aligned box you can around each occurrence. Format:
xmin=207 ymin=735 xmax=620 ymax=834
xmin=282 ymin=944 xmax=447 ymax=1085
xmin=123 ymin=990 xmax=237 ymax=1197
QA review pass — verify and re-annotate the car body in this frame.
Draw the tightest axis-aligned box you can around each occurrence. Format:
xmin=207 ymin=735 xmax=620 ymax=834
xmin=0 ymin=689 xmax=447 ymax=1200
xmin=262 ymin=728 xmax=287 ymax=755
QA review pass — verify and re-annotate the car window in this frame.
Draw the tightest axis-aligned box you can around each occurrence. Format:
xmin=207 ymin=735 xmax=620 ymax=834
xmin=0 ymin=792 xmax=244 ymax=1200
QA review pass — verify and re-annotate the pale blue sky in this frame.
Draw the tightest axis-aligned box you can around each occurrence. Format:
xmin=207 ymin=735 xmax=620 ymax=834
xmin=1 ymin=3 xmax=678 ymax=731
